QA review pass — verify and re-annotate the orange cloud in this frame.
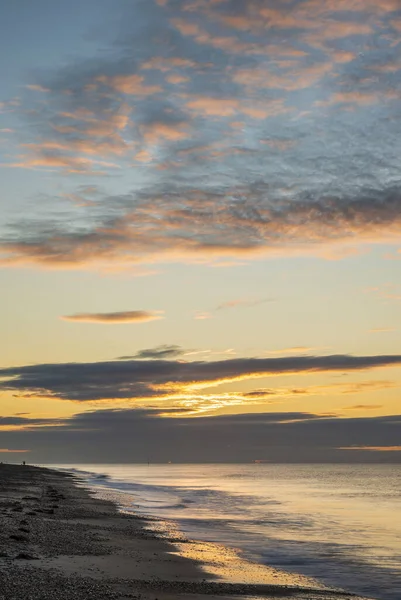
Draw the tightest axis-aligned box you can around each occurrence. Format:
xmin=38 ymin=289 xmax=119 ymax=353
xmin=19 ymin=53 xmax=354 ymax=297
xmin=134 ymin=149 xmax=154 ymax=163
xmin=185 ymin=96 xmax=289 ymax=119
xmin=233 ymin=63 xmax=332 ymax=91
xmin=141 ymin=57 xmax=197 ymax=71
xmin=172 ymin=17 xmax=285 ymax=56
xmin=96 ymin=74 xmax=162 ymax=96
xmin=141 ymin=122 xmax=189 ymax=145
xmin=186 ymin=97 xmax=240 ymax=116
xmin=316 ymin=91 xmax=380 ymax=107
xmin=265 ymin=346 xmax=316 ymax=355
xmin=61 ymin=310 xmax=164 ymax=324
xmin=8 ymin=153 xmax=115 ymax=174
xmin=302 ymin=21 xmax=372 ymax=49
xmin=0 ymin=448 xmax=30 ymax=453
xmin=167 ymin=74 xmax=189 ymax=84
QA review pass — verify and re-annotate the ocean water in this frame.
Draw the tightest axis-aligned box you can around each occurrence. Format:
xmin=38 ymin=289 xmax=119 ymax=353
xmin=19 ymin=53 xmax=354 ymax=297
xmin=53 ymin=464 xmax=401 ymax=600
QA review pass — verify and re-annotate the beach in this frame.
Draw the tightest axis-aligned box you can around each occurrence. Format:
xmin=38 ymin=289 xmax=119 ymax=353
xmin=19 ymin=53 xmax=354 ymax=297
xmin=0 ymin=464 xmax=371 ymax=600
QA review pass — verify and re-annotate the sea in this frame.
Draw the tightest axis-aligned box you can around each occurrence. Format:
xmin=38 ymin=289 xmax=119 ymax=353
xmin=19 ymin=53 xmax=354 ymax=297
xmin=50 ymin=464 xmax=401 ymax=600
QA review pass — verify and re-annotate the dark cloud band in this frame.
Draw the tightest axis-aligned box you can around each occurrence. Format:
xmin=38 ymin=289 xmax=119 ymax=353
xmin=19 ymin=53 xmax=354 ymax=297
xmin=2 ymin=410 xmax=401 ymax=463
xmin=1 ymin=353 xmax=401 ymax=401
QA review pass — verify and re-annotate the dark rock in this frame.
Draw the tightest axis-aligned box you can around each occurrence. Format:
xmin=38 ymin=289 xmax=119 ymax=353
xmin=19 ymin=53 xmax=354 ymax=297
xmin=9 ymin=534 xmax=29 ymax=542
xmin=14 ymin=552 xmax=39 ymax=560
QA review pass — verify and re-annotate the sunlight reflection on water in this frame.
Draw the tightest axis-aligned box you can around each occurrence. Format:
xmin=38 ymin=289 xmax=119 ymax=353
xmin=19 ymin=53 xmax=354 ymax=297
xmin=52 ymin=463 xmax=401 ymax=600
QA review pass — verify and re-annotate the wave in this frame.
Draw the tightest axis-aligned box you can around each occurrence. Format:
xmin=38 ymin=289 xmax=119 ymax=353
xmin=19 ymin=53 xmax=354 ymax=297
xmin=57 ymin=464 xmax=401 ymax=600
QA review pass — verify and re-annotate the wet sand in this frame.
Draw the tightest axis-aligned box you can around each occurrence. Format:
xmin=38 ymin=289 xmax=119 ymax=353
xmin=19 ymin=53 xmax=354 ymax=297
xmin=0 ymin=464 xmax=369 ymax=600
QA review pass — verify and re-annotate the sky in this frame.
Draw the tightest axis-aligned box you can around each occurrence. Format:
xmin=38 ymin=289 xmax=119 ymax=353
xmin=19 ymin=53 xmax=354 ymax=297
xmin=0 ymin=0 xmax=400 ymax=463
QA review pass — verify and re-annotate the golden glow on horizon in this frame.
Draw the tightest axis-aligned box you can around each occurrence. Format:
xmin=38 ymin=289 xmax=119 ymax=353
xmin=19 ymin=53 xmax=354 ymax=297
xmin=1 ymin=368 xmax=400 ymax=426
xmin=339 ymin=446 xmax=401 ymax=452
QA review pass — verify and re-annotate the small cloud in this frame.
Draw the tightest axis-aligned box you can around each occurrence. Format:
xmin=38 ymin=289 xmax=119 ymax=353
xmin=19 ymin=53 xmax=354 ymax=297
xmin=166 ymin=74 xmax=189 ymax=84
xmin=182 ymin=349 xmax=211 ymax=357
xmin=216 ymin=297 xmax=273 ymax=310
xmin=26 ymin=84 xmax=50 ymax=93
xmin=342 ymin=404 xmax=383 ymax=410
xmin=264 ymin=346 xmax=315 ymax=355
xmin=61 ymin=310 xmax=164 ymax=324
xmin=96 ymin=74 xmax=162 ymax=96
xmin=194 ymin=311 xmax=212 ymax=320
xmin=119 ymin=345 xmax=185 ymax=360
xmin=210 ymin=348 xmax=236 ymax=357
xmin=0 ymin=449 xmax=30 ymax=453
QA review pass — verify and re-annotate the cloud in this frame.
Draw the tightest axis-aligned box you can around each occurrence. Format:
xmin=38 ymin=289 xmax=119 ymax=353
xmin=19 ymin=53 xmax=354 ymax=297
xmin=61 ymin=310 xmax=164 ymax=324
xmin=232 ymin=63 xmax=332 ymax=91
xmin=119 ymin=345 xmax=186 ymax=360
xmin=342 ymin=405 xmax=383 ymax=410
xmin=264 ymin=346 xmax=317 ymax=355
xmin=241 ymin=380 xmax=395 ymax=401
xmin=2 ymin=0 xmax=401 ymax=268
xmin=95 ymin=74 xmax=162 ymax=96
xmin=0 ymin=416 xmax=56 ymax=426
xmin=0 ymin=415 xmax=59 ymax=431
xmin=8 ymin=153 xmax=118 ymax=174
xmin=1 ymin=353 xmax=401 ymax=402
xmin=2 ymin=410 xmax=401 ymax=463
xmin=216 ymin=297 xmax=274 ymax=310
xmin=2 ymin=184 xmax=401 ymax=269
xmin=0 ymin=449 xmax=30 ymax=453
xmin=26 ymin=84 xmax=50 ymax=93
xmin=193 ymin=311 xmax=213 ymax=320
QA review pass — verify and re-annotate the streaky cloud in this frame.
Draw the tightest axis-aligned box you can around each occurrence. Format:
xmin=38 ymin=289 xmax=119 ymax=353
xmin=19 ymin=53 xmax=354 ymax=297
xmin=118 ymin=344 xmax=186 ymax=360
xmin=1 ymin=353 xmax=401 ymax=401
xmin=61 ymin=310 xmax=164 ymax=324
xmin=2 ymin=185 xmax=401 ymax=269
xmin=216 ymin=297 xmax=274 ymax=310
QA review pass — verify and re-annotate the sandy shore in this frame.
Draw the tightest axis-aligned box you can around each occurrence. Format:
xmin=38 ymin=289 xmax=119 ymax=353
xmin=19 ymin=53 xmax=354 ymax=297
xmin=0 ymin=464 xmax=369 ymax=600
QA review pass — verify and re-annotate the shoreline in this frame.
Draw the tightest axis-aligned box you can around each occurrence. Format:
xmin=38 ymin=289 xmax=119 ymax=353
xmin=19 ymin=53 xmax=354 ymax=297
xmin=0 ymin=464 xmax=369 ymax=600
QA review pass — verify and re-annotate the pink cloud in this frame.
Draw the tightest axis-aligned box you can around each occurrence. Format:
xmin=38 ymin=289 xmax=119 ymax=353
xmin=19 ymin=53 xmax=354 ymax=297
xmin=96 ymin=74 xmax=162 ymax=96
xmin=61 ymin=310 xmax=164 ymax=324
